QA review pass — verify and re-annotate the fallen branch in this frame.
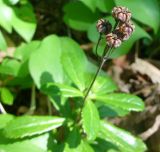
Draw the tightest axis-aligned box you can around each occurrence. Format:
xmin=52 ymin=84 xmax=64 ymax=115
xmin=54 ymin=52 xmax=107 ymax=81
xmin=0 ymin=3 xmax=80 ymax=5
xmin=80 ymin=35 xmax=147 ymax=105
xmin=139 ymin=114 xmax=160 ymax=141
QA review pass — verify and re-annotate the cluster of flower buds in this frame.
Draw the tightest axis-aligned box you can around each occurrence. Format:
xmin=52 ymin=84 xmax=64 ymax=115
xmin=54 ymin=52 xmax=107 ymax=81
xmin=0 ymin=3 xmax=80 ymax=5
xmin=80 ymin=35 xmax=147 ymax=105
xmin=96 ymin=6 xmax=135 ymax=48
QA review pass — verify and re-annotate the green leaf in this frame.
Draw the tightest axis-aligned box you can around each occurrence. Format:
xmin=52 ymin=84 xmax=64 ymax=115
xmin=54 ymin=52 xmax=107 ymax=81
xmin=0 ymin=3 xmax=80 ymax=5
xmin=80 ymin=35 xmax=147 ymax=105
xmin=14 ymin=41 xmax=40 ymax=77
xmin=96 ymin=0 xmax=115 ymax=12
xmin=82 ymin=100 xmax=100 ymax=140
xmin=1 ymin=87 xmax=14 ymax=105
xmin=92 ymin=138 xmax=119 ymax=152
xmin=0 ymin=30 xmax=7 ymax=50
xmin=11 ymin=3 xmax=36 ymax=42
xmin=5 ymin=0 xmax=20 ymax=5
xmin=0 ymin=133 xmax=49 ymax=152
xmin=63 ymin=1 xmax=100 ymax=31
xmin=14 ymin=41 xmax=40 ymax=62
xmin=99 ymin=121 xmax=147 ymax=152
xmin=65 ymin=128 xmax=94 ymax=152
xmin=0 ymin=59 xmax=21 ymax=76
xmin=0 ymin=1 xmax=13 ymax=33
xmin=91 ymin=75 xmax=117 ymax=96
xmin=95 ymin=93 xmax=145 ymax=112
xmin=80 ymin=0 xmax=97 ymax=12
xmin=0 ymin=114 xmax=14 ymax=129
xmin=3 ymin=116 xmax=65 ymax=138
xmin=65 ymin=140 xmax=94 ymax=152
xmin=115 ymin=0 xmax=160 ymax=33
xmin=29 ymin=35 xmax=64 ymax=88
xmin=98 ymin=105 xmax=129 ymax=118
xmin=60 ymin=37 xmax=88 ymax=91
xmin=47 ymin=83 xmax=83 ymax=98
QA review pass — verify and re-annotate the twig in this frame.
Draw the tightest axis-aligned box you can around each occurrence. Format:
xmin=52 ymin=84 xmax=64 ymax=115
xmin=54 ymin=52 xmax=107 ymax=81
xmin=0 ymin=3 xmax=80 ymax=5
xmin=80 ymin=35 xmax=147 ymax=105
xmin=0 ymin=102 xmax=6 ymax=114
xmin=47 ymin=98 xmax=52 ymax=115
xmin=83 ymin=46 xmax=113 ymax=103
xmin=26 ymin=85 xmax=36 ymax=115
xmin=95 ymin=34 xmax=102 ymax=58
xmin=139 ymin=114 xmax=160 ymax=141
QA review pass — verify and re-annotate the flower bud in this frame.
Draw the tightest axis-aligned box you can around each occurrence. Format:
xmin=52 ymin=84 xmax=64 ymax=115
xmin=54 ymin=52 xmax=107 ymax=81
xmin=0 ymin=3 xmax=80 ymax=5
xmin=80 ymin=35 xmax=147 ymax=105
xmin=116 ymin=21 xmax=135 ymax=40
xmin=112 ymin=6 xmax=131 ymax=22
xmin=106 ymin=33 xmax=122 ymax=48
xmin=96 ymin=19 xmax=112 ymax=34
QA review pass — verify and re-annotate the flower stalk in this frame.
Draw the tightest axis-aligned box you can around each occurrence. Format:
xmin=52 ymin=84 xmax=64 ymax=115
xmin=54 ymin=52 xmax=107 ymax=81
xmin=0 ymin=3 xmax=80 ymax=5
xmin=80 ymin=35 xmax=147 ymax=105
xmin=83 ymin=6 xmax=135 ymax=103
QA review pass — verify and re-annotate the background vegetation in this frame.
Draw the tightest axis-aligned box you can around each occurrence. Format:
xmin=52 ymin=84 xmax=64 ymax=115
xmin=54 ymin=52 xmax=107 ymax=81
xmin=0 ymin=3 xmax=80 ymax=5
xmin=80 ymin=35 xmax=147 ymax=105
xmin=0 ymin=0 xmax=160 ymax=152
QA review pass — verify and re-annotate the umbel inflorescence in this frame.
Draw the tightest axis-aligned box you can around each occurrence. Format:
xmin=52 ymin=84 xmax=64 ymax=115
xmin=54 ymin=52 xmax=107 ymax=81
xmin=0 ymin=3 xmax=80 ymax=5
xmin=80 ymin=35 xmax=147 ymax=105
xmin=96 ymin=6 xmax=135 ymax=48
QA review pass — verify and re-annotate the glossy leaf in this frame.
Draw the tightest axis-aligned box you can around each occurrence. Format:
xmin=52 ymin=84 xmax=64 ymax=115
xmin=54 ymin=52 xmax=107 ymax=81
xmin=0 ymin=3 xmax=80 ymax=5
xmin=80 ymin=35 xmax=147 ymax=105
xmin=6 ymin=0 xmax=20 ymax=5
xmin=82 ymin=100 xmax=100 ymax=140
xmin=14 ymin=41 xmax=40 ymax=62
xmin=95 ymin=93 xmax=145 ymax=112
xmin=65 ymin=140 xmax=94 ymax=152
xmin=0 ymin=133 xmax=49 ymax=152
xmin=0 ymin=59 xmax=21 ymax=76
xmin=4 ymin=116 xmax=65 ymax=138
xmin=115 ymin=0 xmax=160 ymax=33
xmin=63 ymin=1 xmax=100 ymax=31
xmin=80 ymin=0 xmax=97 ymax=12
xmin=1 ymin=87 xmax=14 ymax=105
xmin=0 ymin=1 xmax=36 ymax=41
xmin=99 ymin=121 xmax=147 ymax=152
xmin=96 ymin=0 xmax=115 ymax=12
xmin=12 ymin=3 xmax=37 ymax=42
xmin=60 ymin=37 xmax=88 ymax=91
xmin=47 ymin=83 xmax=83 ymax=98
xmin=29 ymin=35 xmax=64 ymax=88
xmin=98 ymin=105 xmax=129 ymax=118
xmin=0 ymin=1 xmax=13 ymax=33
xmin=92 ymin=138 xmax=119 ymax=152
xmin=91 ymin=75 xmax=117 ymax=96
xmin=0 ymin=114 xmax=14 ymax=129
xmin=65 ymin=128 xmax=94 ymax=152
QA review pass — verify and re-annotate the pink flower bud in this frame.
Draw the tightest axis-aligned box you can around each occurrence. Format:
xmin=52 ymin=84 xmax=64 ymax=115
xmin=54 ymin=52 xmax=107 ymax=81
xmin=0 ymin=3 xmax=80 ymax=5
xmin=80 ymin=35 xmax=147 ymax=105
xmin=112 ymin=6 xmax=131 ymax=22
xmin=96 ymin=19 xmax=112 ymax=34
xmin=106 ymin=33 xmax=122 ymax=48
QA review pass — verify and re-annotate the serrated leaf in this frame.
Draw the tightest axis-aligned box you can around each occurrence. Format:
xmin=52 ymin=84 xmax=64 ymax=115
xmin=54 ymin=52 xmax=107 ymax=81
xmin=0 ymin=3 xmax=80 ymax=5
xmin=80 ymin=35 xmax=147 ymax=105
xmin=60 ymin=37 xmax=88 ymax=91
xmin=29 ymin=35 xmax=64 ymax=88
xmin=63 ymin=1 xmax=100 ymax=31
xmin=3 ymin=116 xmax=65 ymax=138
xmin=99 ymin=121 xmax=147 ymax=152
xmin=0 ymin=114 xmax=14 ymax=129
xmin=82 ymin=100 xmax=100 ymax=140
xmin=0 ymin=133 xmax=49 ymax=152
xmin=95 ymin=93 xmax=145 ymax=112
xmin=1 ymin=87 xmax=14 ymax=105
xmin=115 ymin=0 xmax=160 ymax=33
